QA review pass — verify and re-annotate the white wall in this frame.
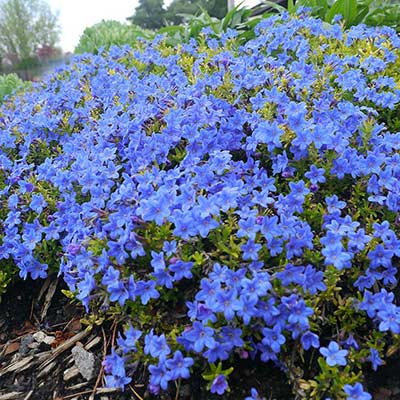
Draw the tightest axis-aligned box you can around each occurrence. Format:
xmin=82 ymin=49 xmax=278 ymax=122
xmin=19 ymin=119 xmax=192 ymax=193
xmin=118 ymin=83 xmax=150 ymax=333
xmin=234 ymin=0 xmax=260 ymax=8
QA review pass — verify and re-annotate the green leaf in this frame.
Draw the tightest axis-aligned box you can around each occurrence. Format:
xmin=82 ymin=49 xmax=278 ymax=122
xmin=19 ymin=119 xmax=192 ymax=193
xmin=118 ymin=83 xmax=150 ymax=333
xmin=61 ymin=289 xmax=75 ymax=299
xmin=313 ymin=0 xmax=329 ymax=18
xmin=202 ymin=372 xmax=215 ymax=381
xmin=287 ymin=0 xmax=296 ymax=13
xmin=157 ymin=25 xmax=184 ymax=35
xmin=326 ymin=0 xmax=358 ymax=26
xmin=296 ymin=0 xmax=316 ymax=7
xmin=221 ymin=5 xmax=238 ymax=31
xmin=258 ymin=0 xmax=287 ymax=14
xmin=352 ymin=4 xmax=370 ymax=25
xmin=224 ymin=366 xmax=234 ymax=376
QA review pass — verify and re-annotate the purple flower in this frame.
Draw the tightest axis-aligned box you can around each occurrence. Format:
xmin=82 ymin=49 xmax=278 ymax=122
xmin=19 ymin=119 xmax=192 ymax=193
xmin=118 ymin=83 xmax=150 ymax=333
xmin=210 ymin=374 xmax=228 ymax=395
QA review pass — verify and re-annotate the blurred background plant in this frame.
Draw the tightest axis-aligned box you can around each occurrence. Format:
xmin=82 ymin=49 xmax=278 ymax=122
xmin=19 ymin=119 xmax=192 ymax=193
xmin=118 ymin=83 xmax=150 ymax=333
xmin=128 ymin=0 xmax=228 ymax=29
xmin=262 ymin=0 xmax=400 ymax=30
xmin=0 ymin=73 xmax=29 ymax=104
xmin=75 ymin=3 xmax=265 ymax=52
xmin=157 ymin=4 xmax=257 ymax=46
xmin=74 ymin=20 xmax=153 ymax=54
xmin=0 ymin=0 xmax=66 ymax=80
xmin=361 ymin=0 xmax=400 ymax=30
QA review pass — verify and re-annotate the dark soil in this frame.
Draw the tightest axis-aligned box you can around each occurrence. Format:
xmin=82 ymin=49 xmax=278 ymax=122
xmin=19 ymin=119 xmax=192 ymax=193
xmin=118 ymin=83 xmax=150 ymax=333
xmin=0 ymin=278 xmax=399 ymax=400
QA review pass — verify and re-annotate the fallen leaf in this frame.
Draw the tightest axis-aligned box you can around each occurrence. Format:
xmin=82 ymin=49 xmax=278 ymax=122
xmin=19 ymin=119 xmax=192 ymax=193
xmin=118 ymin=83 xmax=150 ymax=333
xmin=4 ymin=342 xmax=20 ymax=355
xmin=51 ymin=331 xmax=75 ymax=348
xmin=68 ymin=318 xmax=82 ymax=332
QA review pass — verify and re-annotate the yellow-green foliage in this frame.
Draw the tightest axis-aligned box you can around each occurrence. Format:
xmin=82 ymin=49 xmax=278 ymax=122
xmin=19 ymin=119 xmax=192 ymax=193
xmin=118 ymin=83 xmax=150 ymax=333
xmin=0 ymin=73 xmax=29 ymax=104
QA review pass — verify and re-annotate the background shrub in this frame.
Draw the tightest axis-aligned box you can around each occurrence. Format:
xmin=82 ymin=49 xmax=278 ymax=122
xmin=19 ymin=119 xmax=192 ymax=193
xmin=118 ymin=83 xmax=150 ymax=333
xmin=0 ymin=73 xmax=29 ymax=105
xmin=74 ymin=20 xmax=154 ymax=54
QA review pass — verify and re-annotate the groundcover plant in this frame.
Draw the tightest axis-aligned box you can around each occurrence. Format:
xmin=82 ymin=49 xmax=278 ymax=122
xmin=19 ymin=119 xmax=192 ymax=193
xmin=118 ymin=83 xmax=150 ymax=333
xmin=0 ymin=11 xmax=400 ymax=399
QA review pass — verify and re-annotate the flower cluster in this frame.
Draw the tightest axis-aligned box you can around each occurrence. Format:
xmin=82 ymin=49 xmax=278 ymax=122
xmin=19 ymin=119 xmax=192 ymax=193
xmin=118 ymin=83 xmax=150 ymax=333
xmin=1 ymin=11 xmax=400 ymax=399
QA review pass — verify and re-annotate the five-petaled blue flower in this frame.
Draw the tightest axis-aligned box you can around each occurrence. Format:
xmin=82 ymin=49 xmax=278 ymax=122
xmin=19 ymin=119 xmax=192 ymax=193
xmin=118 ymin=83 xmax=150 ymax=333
xmin=320 ymin=341 xmax=348 ymax=366
xmin=343 ymin=383 xmax=371 ymax=400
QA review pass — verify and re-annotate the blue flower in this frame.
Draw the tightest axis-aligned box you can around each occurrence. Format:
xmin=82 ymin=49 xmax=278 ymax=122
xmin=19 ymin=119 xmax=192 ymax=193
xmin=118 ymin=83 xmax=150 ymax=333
xmin=203 ymin=341 xmax=231 ymax=362
xmin=29 ymin=193 xmax=47 ymax=213
xmin=320 ymin=341 xmax=348 ymax=367
xmin=103 ymin=349 xmax=128 ymax=378
xmin=221 ymin=326 xmax=244 ymax=348
xmin=262 ymin=325 xmax=286 ymax=353
xmin=241 ymin=239 xmax=262 ymax=261
xmin=149 ymin=362 xmax=171 ymax=390
xmin=305 ymin=165 xmax=326 ymax=184
xmin=77 ymin=272 xmax=96 ymax=310
xmin=165 ymin=350 xmax=193 ymax=380
xmin=104 ymin=374 xmax=131 ymax=390
xmin=133 ymin=280 xmax=160 ymax=305
xmin=301 ymin=331 xmax=320 ymax=350
xmin=245 ymin=388 xmax=261 ymax=400
xmin=343 ymin=383 xmax=371 ymax=400
xmin=214 ymin=288 xmax=242 ymax=320
xmin=368 ymin=348 xmax=383 ymax=371
xmin=108 ymin=281 xmax=129 ymax=306
xmin=144 ymin=331 xmax=170 ymax=360
xmin=181 ymin=321 xmax=216 ymax=353
xmin=117 ymin=325 xmax=142 ymax=354
xmin=325 ymin=195 xmax=346 ymax=214
xmin=377 ymin=304 xmax=400 ymax=334
xmin=2 ymin=11 xmax=400 ymax=395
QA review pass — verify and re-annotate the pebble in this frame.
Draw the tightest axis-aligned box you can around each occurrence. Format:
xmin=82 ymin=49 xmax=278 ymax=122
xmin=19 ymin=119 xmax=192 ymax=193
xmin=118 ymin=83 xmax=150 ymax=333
xmin=19 ymin=335 xmax=34 ymax=355
xmin=71 ymin=345 xmax=100 ymax=381
xmin=32 ymin=331 xmax=55 ymax=345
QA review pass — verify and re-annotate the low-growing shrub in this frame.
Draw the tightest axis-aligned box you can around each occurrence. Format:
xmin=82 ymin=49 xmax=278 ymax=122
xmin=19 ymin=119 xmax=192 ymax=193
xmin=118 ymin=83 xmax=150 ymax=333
xmin=1 ymin=12 xmax=400 ymax=399
xmin=0 ymin=73 xmax=30 ymax=296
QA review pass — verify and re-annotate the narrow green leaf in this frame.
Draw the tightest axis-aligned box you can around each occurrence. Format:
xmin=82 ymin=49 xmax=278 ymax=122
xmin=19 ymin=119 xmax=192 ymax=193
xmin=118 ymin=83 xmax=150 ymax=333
xmin=287 ymin=0 xmax=295 ymax=13
xmin=326 ymin=0 xmax=358 ymax=26
xmin=352 ymin=4 xmax=370 ymax=25
xmin=259 ymin=0 xmax=287 ymax=14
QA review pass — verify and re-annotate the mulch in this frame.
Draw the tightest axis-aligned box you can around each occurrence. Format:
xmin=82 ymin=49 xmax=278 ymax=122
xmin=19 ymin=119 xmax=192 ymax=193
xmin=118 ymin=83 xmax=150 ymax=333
xmin=0 ymin=277 xmax=399 ymax=400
